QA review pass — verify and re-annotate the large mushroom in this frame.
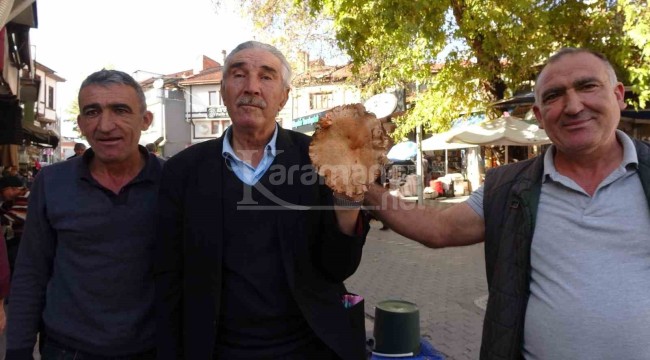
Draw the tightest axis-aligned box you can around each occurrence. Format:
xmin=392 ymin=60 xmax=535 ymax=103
xmin=309 ymin=104 xmax=390 ymax=201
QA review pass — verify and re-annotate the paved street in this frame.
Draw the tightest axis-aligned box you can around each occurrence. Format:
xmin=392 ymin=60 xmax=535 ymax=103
xmin=346 ymin=197 xmax=488 ymax=360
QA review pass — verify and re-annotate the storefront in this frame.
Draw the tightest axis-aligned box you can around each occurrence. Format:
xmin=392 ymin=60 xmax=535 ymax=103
xmin=0 ymin=94 xmax=59 ymax=170
xmin=620 ymin=109 xmax=650 ymax=141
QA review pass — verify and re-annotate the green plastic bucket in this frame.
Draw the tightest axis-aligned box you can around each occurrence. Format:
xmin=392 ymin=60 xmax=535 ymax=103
xmin=372 ymin=299 xmax=420 ymax=357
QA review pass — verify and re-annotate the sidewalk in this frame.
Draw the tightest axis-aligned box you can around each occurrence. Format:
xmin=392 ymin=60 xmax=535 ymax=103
xmin=348 ymin=196 xmax=487 ymax=360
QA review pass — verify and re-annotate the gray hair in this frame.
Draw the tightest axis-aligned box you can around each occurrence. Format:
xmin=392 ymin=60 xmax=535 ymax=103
xmin=534 ymin=47 xmax=618 ymax=103
xmin=79 ymin=69 xmax=147 ymax=114
xmin=222 ymin=41 xmax=292 ymax=89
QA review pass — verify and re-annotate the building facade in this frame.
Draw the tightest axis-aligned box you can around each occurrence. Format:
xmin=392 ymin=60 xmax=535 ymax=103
xmin=290 ymin=55 xmax=362 ymax=134
xmin=138 ymin=54 xmax=295 ymax=158
xmin=1 ymin=0 xmax=63 ymax=170
xmin=33 ymin=60 xmax=65 ymax=162
xmin=138 ymin=70 xmax=191 ymax=159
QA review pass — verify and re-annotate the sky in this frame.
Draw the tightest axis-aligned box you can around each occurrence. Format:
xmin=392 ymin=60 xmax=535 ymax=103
xmin=30 ymin=0 xmax=257 ymax=135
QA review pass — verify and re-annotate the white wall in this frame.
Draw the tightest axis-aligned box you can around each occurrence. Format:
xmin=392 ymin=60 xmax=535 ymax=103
xmin=184 ymin=83 xmax=226 ymax=143
xmin=184 ymin=83 xmax=293 ymax=142
xmin=35 ymin=67 xmax=58 ymax=122
xmin=141 ymin=87 xmax=165 ymax=145
xmin=290 ymin=83 xmax=361 ymax=126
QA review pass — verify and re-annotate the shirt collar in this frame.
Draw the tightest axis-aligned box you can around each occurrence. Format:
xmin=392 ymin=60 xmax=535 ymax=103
xmin=543 ymin=129 xmax=639 ymax=180
xmin=79 ymin=145 xmax=160 ymax=184
xmin=222 ymin=123 xmax=279 ymax=163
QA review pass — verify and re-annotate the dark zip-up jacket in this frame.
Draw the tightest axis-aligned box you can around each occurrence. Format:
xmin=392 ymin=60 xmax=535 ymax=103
xmin=479 ymin=139 xmax=650 ymax=360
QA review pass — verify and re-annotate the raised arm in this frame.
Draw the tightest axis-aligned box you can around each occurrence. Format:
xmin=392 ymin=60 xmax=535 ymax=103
xmin=364 ymin=183 xmax=484 ymax=248
xmin=312 ymin=184 xmax=368 ymax=282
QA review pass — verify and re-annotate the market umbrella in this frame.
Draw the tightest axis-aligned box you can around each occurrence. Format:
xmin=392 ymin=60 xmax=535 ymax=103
xmin=387 ymin=141 xmax=418 ymax=161
xmin=422 ymin=131 xmax=478 ymax=151
xmin=447 ymin=115 xmax=550 ymax=146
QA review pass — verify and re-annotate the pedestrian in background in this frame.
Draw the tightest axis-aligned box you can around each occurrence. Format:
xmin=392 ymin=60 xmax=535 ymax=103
xmin=364 ymin=48 xmax=650 ymax=359
xmin=0 ymin=176 xmax=28 ymax=280
xmin=145 ymin=143 xmax=157 ymax=155
xmin=155 ymin=41 xmax=368 ymax=359
xmin=0 ymin=169 xmax=25 ymax=189
xmin=6 ymin=69 xmax=162 ymax=359
xmin=66 ymin=142 xmax=86 ymax=160
xmin=0 ymin=167 xmax=16 ymax=179
xmin=31 ymin=159 xmax=40 ymax=177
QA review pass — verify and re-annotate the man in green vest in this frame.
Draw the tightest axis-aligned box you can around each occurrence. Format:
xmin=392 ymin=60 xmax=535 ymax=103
xmin=364 ymin=47 xmax=650 ymax=359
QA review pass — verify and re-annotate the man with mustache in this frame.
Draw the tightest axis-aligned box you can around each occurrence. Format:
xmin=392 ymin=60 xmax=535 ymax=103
xmin=364 ymin=48 xmax=650 ymax=359
xmin=7 ymin=70 xmax=162 ymax=359
xmin=155 ymin=41 xmax=369 ymax=359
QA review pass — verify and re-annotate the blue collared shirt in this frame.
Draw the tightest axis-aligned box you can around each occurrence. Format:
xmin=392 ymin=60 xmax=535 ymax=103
xmin=222 ymin=125 xmax=279 ymax=185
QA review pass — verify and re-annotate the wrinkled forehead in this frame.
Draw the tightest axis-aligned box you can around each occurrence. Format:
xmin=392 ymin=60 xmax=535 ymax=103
xmin=227 ymin=48 xmax=283 ymax=73
xmin=536 ymin=53 xmax=609 ymax=93
xmin=79 ymin=84 xmax=142 ymax=109
xmin=81 ymin=82 xmax=135 ymax=95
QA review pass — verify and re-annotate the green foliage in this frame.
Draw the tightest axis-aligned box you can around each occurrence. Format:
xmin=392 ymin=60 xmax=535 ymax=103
xmin=213 ymin=0 xmax=345 ymax=70
xmin=621 ymin=0 xmax=650 ymax=108
xmin=227 ymin=0 xmax=650 ymax=134
xmin=66 ymin=98 xmax=79 ymax=117
xmin=63 ymin=98 xmax=82 ymax=137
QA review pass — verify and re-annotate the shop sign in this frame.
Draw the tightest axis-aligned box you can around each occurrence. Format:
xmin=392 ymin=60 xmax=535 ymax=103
xmin=207 ymin=106 xmax=229 ymax=119
xmin=292 ymin=111 xmax=327 ymax=128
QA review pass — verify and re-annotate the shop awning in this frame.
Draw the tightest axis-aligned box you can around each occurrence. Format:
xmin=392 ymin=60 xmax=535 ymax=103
xmin=23 ymin=121 xmax=59 ymax=148
xmin=448 ymin=115 xmax=550 ymax=146
xmin=422 ymin=132 xmax=478 ymax=151
xmin=621 ymin=109 xmax=650 ymax=120
xmin=0 ymin=95 xmax=22 ymax=145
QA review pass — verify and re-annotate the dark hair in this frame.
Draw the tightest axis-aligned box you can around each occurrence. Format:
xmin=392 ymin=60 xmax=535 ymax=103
xmin=145 ymin=143 xmax=157 ymax=152
xmin=73 ymin=142 xmax=86 ymax=151
xmin=0 ymin=176 xmax=24 ymax=191
xmin=222 ymin=41 xmax=292 ymax=89
xmin=79 ymin=69 xmax=147 ymax=114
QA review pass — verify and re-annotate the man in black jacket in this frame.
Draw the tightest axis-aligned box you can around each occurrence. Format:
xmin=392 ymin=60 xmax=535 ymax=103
xmin=364 ymin=48 xmax=650 ymax=359
xmin=155 ymin=41 xmax=369 ymax=359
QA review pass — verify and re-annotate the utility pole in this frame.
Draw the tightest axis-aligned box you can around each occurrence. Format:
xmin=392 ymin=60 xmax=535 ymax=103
xmin=414 ymin=78 xmax=424 ymax=203
xmin=416 ymin=124 xmax=423 ymax=203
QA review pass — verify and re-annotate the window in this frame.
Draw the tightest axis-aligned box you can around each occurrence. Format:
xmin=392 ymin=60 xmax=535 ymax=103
xmin=209 ymin=91 xmax=220 ymax=106
xmin=309 ymin=92 xmax=333 ymax=110
xmin=211 ymin=120 xmax=231 ymax=136
xmin=47 ymin=86 xmax=54 ymax=109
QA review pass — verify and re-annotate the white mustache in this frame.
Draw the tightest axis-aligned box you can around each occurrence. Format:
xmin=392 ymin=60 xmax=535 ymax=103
xmin=236 ymin=96 xmax=267 ymax=108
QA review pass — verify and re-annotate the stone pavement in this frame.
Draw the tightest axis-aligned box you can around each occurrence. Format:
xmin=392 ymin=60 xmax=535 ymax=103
xmin=346 ymin=197 xmax=488 ymax=360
